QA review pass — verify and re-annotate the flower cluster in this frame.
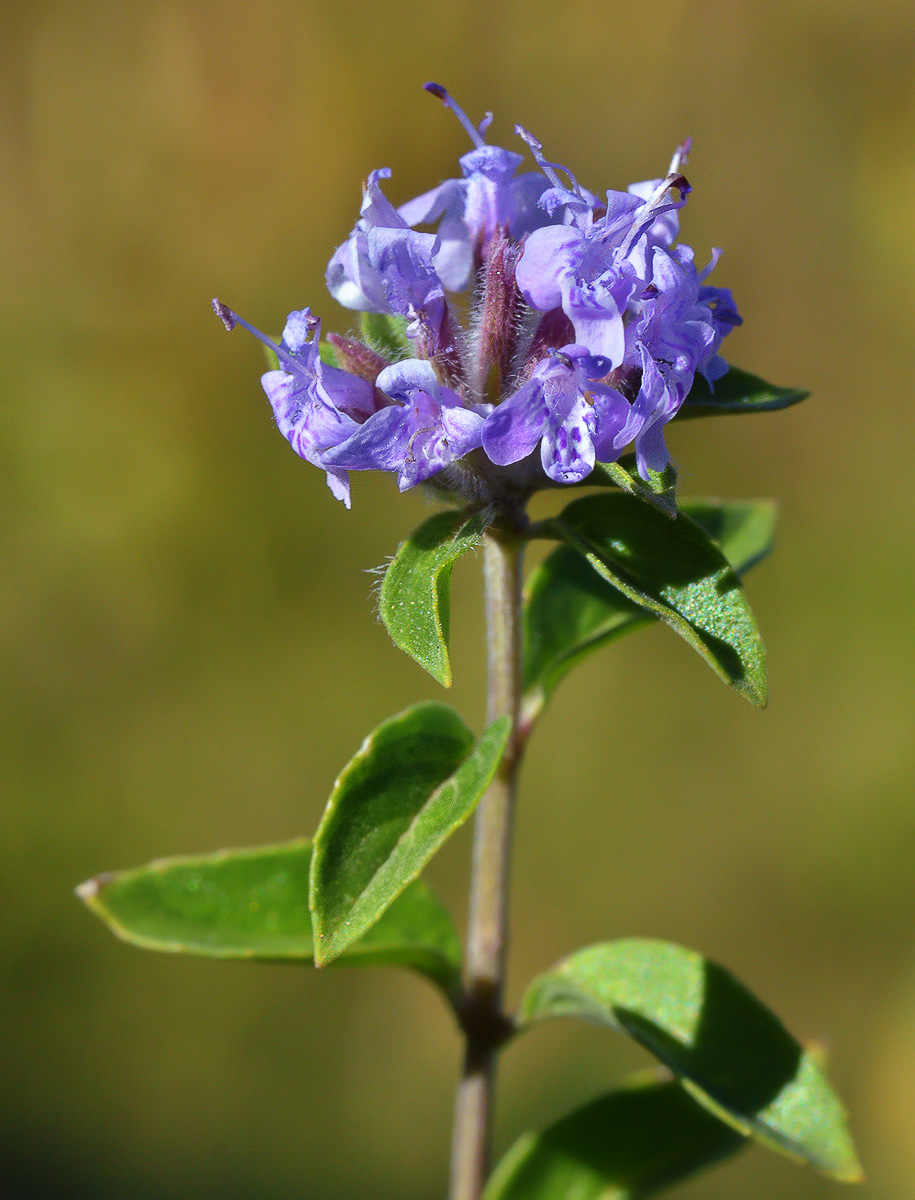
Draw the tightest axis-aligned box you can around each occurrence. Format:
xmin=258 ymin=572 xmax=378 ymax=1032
xmin=214 ymin=84 xmax=741 ymax=508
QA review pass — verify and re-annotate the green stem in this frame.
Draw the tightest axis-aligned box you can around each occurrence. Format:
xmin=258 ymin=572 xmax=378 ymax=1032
xmin=448 ymin=528 xmax=524 ymax=1200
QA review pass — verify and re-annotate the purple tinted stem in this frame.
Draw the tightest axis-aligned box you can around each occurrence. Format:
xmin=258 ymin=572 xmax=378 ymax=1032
xmin=449 ymin=530 xmax=524 ymax=1200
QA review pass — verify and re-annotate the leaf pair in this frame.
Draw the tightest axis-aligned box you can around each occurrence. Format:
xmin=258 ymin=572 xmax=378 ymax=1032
xmin=80 ymin=701 xmax=511 ymax=996
xmin=381 ymin=493 xmax=773 ymax=715
xmin=487 ymin=938 xmax=862 ymax=1198
xmin=377 ymin=362 xmax=801 ymax=707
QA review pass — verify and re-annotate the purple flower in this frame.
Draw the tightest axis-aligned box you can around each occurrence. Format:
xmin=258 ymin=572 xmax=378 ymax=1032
xmin=394 ymin=85 xmax=554 ymax=291
xmin=323 ymin=360 xmax=488 ymax=491
xmin=510 ymin=132 xmax=740 ymax=478
xmin=697 ymin=280 xmax=743 ymax=383
xmin=482 ymin=347 xmax=630 ymax=484
xmin=325 ymin=170 xmax=448 ymax=352
xmin=215 ymin=85 xmax=742 ymax=504
xmin=212 ymin=301 xmax=375 ymax=508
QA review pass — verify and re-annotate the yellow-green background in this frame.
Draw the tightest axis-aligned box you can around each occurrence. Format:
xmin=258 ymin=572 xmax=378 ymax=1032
xmin=3 ymin=1 xmax=914 ymax=1196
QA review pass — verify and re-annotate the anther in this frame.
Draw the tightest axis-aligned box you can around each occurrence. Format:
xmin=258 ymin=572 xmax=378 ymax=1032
xmin=423 ymin=82 xmax=487 ymax=149
xmin=212 ymin=299 xmax=237 ymax=332
xmin=211 ymin=300 xmax=316 ymax=377
xmin=548 ymin=347 xmax=575 ymax=370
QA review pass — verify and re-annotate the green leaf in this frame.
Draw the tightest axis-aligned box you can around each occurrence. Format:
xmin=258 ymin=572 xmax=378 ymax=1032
xmin=522 ymin=546 xmax=647 ymax=720
xmin=484 ymin=1075 xmax=746 ymax=1200
xmin=379 ymin=508 xmax=488 ymax=687
xmin=519 ymin=939 xmax=862 ymax=1182
xmin=680 ymin=366 xmax=808 ymax=419
xmin=310 ymin=702 xmax=510 ymax=966
xmin=551 ymin=492 xmax=767 ymax=705
xmin=590 ymin=457 xmax=678 ymax=518
xmin=522 ymin=499 xmax=776 ymax=719
xmin=360 ymin=311 xmax=410 ymax=360
xmin=682 ymin=499 xmax=777 ymax=575
xmin=77 ymin=838 xmax=462 ymax=993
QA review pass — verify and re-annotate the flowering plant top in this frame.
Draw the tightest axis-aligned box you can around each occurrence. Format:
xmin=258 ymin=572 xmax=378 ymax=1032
xmin=88 ymin=84 xmax=857 ymax=1200
xmin=213 ymin=84 xmax=741 ymax=509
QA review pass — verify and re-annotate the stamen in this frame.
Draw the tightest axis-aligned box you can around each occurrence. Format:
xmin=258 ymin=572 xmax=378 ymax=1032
xmin=515 ymin=126 xmax=583 ymax=198
xmin=406 ymin=423 xmax=437 ymax=462
xmin=211 ymin=299 xmax=318 ymax=375
xmin=424 ymin=82 xmax=486 ymax=149
xmin=618 ymin=172 xmax=691 ymax=258
xmin=669 ymin=137 xmax=692 ymax=175
xmin=645 ymin=172 xmax=691 ymax=211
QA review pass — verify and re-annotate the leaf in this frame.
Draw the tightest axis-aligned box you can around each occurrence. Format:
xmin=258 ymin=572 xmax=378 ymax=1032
xmin=519 ymin=939 xmax=862 ymax=1182
xmin=360 ymin=311 xmax=410 ymax=360
xmin=679 ymin=366 xmax=808 ymax=419
xmin=483 ymin=1074 xmax=746 ymax=1200
xmin=551 ymin=492 xmax=767 ymax=705
xmin=590 ymin=457 xmax=678 ymax=518
xmin=310 ymin=702 xmax=510 ymax=966
xmin=77 ymin=838 xmax=462 ymax=994
xmin=522 ymin=546 xmax=647 ymax=720
xmin=521 ymin=499 xmax=776 ymax=719
xmin=379 ymin=508 xmax=488 ymax=687
xmin=681 ymin=499 xmax=777 ymax=575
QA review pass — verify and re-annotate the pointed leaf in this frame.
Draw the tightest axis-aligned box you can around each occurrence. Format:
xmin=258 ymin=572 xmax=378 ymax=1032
xmin=552 ymin=492 xmax=767 ymax=705
xmin=77 ymin=839 xmax=461 ymax=993
xmin=310 ymin=702 xmax=510 ymax=965
xmin=484 ymin=1075 xmax=745 ymax=1200
xmin=590 ymin=457 xmax=678 ymax=518
xmin=680 ymin=366 xmax=807 ymax=419
xmin=519 ymin=939 xmax=862 ymax=1182
xmin=379 ymin=509 xmax=489 ymax=687
xmin=522 ymin=500 xmax=776 ymax=719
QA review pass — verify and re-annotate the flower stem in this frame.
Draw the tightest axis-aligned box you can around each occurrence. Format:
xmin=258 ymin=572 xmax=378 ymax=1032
xmin=448 ymin=527 xmax=524 ymax=1200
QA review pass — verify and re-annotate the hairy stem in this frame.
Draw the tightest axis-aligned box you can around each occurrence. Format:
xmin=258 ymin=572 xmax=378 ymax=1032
xmin=448 ymin=529 xmax=524 ymax=1200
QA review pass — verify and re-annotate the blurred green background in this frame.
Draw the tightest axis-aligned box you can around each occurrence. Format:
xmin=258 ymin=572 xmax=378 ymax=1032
xmin=3 ymin=1 xmax=915 ymax=1196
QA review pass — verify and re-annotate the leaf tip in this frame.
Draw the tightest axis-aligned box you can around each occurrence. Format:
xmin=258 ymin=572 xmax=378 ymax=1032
xmin=823 ymin=1141 xmax=865 ymax=1185
xmin=833 ymin=1162 xmax=865 ymax=1185
xmin=310 ymin=930 xmax=329 ymax=968
xmin=75 ymin=872 xmax=112 ymax=904
xmin=312 ymin=931 xmax=343 ymax=969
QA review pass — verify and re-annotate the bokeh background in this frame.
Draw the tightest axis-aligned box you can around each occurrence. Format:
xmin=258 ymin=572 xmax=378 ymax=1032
xmin=3 ymin=1 xmax=915 ymax=1197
